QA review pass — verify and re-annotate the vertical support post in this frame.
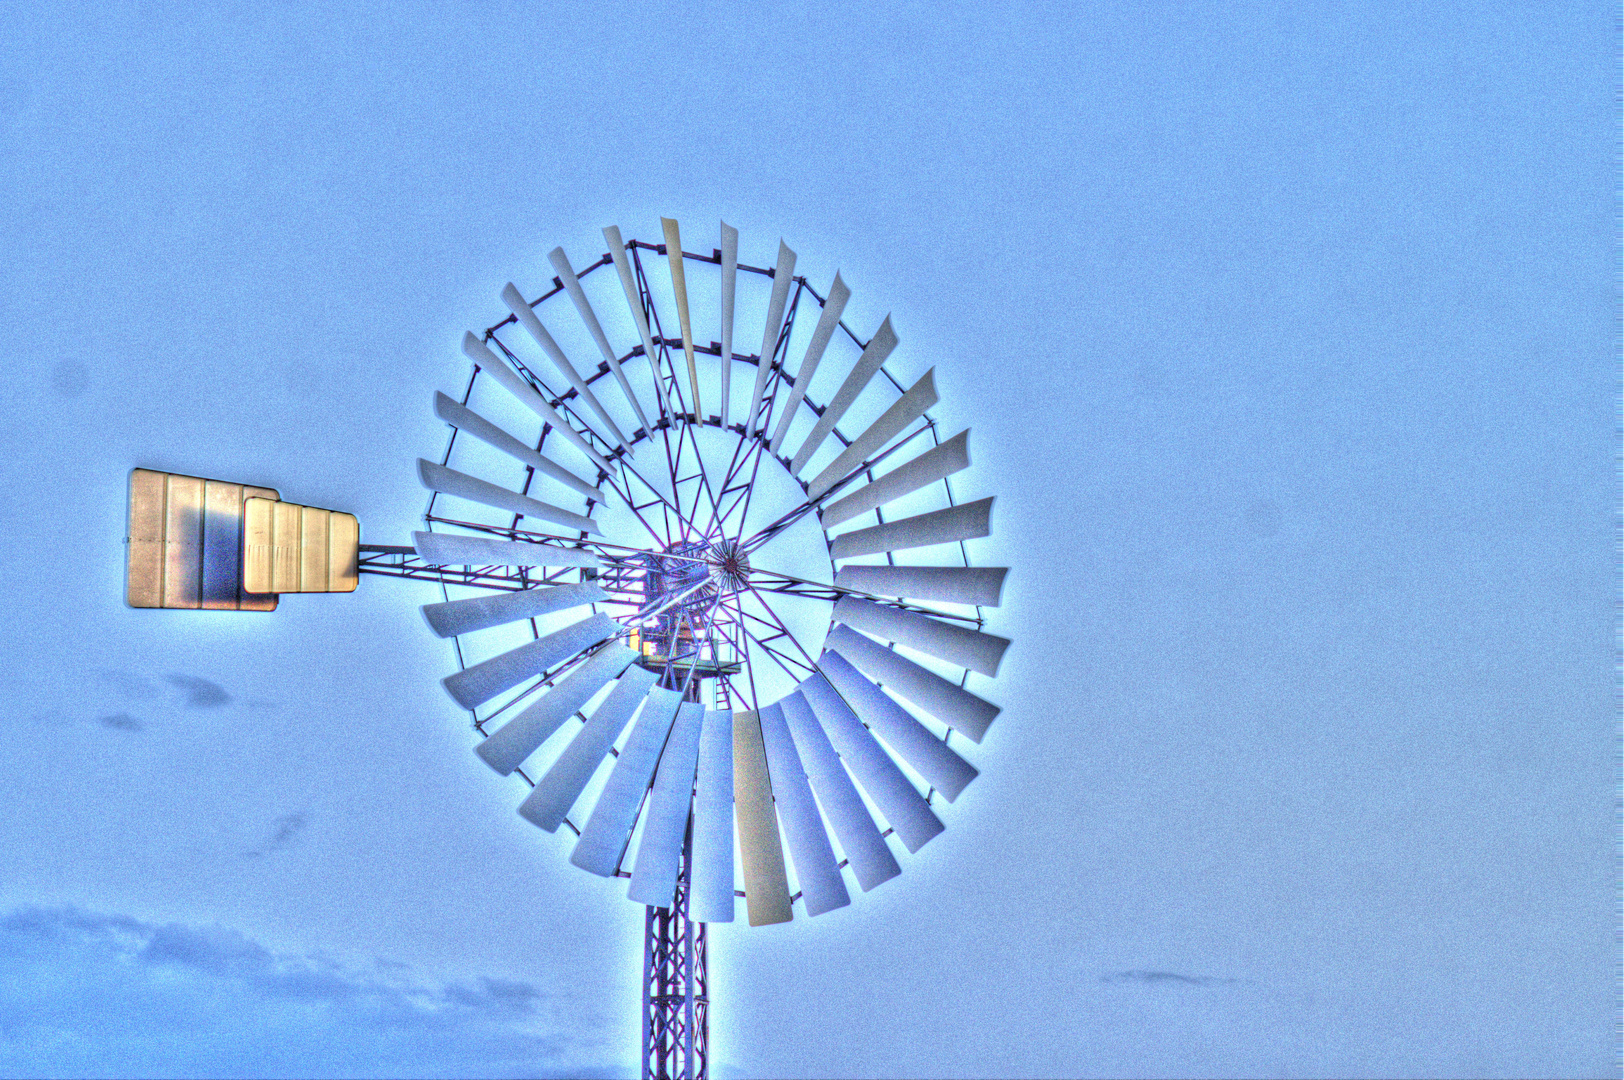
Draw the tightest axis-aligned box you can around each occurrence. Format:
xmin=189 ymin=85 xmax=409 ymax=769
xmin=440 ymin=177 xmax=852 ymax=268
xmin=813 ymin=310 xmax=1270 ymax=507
xmin=643 ymin=821 xmax=708 ymax=1080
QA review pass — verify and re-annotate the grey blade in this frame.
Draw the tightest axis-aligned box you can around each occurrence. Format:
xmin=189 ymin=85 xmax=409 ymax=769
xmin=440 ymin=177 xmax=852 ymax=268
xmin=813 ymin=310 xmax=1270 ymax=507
xmin=548 ymin=246 xmax=652 ymax=436
xmin=417 ymin=459 xmax=601 ymax=536
xmin=733 ymin=709 xmax=792 ymax=925
xmin=461 ymin=332 xmax=615 ymax=475
xmin=689 ymin=709 xmax=735 ymax=923
xmin=434 ymin=393 xmax=604 ymax=503
xmin=799 ymin=673 xmax=943 ymax=853
xmin=827 ymin=496 xmax=993 ymax=561
xmin=826 ymin=624 xmax=1000 ymax=744
xmin=780 ymin=690 xmax=900 ymax=892
xmin=748 ymin=241 xmax=797 ymax=436
xmin=660 ymin=218 xmax=702 ymax=423
xmin=719 ymin=221 xmax=738 ymax=430
xmin=603 ymin=225 xmax=674 ymax=418
xmin=442 ymin=612 xmax=621 ymax=710
xmin=834 ymin=564 xmax=1007 ymax=607
xmin=788 ymin=315 xmax=898 ymax=476
xmin=832 ymin=595 xmax=1010 ymax=677
xmin=501 ymin=283 xmax=630 ymax=448
xmin=571 ymin=686 xmax=684 ymax=877
xmin=767 ymin=273 xmax=850 ymax=455
xmin=819 ymin=429 xmax=970 ymax=531
xmin=628 ymin=702 xmax=706 ymax=909
xmin=474 ymin=644 xmax=636 ymax=775
xmin=806 ymin=368 xmax=939 ymax=501
xmin=758 ymin=702 xmax=851 ymax=917
xmin=763 ymin=701 xmax=862 ymax=905
xmin=413 ymin=531 xmax=599 ymax=570
xmin=817 ymin=647 xmax=978 ymax=801
xmin=518 ymin=665 xmax=661 ymax=831
xmin=422 ymin=582 xmax=606 ymax=639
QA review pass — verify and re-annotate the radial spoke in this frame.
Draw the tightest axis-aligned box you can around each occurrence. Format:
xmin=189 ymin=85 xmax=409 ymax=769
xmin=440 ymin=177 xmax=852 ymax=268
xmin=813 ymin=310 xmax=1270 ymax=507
xmin=597 ymin=467 xmax=679 ymax=551
xmin=743 ymin=566 xmax=982 ymax=624
xmin=685 ymin=420 xmax=729 ymax=540
xmin=737 ymin=579 xmax=819 ymax=672
xmin=730 ymin=433 xmax=775 ymax=549
xmin=738 ymin=421 xmax=935 ymax=557
xmin=733 ymin=613 xmax=818 ymax=682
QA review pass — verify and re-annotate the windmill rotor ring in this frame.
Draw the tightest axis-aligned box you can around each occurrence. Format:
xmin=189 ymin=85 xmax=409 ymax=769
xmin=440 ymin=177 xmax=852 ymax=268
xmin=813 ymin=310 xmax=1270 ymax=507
xmin=412 ymin=219 xmax=1010 ymax=925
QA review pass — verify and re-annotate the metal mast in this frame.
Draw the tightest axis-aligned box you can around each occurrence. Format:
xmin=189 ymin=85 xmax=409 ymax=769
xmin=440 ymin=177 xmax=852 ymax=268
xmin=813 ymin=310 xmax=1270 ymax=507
xmin=643 ymin=826 xmax=708 ymax=1080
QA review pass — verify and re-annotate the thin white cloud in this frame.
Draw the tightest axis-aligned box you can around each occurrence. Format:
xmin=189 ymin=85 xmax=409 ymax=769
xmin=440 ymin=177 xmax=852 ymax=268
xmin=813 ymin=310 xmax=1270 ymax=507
xmin=0 ymin=906 xmax=633 ymax=1079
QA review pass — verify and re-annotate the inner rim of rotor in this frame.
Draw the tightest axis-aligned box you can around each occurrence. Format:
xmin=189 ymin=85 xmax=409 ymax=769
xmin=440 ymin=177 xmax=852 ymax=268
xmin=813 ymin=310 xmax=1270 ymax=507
xmin=604 ymin=419 xmax=835 ymax=706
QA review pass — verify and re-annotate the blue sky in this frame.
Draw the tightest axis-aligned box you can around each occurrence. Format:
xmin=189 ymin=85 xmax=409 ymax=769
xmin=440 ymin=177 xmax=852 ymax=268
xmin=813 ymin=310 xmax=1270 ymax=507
xmin=0 ymin=2 xmax=1614 ymax=1077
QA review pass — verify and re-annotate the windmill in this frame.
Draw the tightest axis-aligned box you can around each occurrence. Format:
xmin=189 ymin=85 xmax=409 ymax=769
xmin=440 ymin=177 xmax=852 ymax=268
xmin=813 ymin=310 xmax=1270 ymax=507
xmin=125 ymin=219 xmax=1010 ymax=1080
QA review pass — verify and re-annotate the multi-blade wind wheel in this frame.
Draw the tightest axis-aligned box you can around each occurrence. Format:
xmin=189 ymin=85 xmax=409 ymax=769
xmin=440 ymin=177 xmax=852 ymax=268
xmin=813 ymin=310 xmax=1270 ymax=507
xmin=409 ymin=220 xmax=1011 ymax=925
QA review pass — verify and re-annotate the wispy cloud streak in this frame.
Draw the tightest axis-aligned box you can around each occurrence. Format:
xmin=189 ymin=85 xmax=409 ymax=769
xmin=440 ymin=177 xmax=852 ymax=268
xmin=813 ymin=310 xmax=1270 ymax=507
xmin=165 ymin=674 xmax=232 ymax=708
xmin=243 ymin=813 xmax=307 ymax=859
xmin=0 ymin=906 xmax=630 ymax=1078
xmin=1103 ymin=970 xmax=1243 ymax=987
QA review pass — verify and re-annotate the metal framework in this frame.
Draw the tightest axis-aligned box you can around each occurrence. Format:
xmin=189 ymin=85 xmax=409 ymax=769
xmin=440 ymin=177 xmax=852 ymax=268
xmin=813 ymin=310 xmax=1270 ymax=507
xmin=367 ymin=230 xmax=993 ymax=1080
xmin=643 ymin=831 xmax=707 ymax=1080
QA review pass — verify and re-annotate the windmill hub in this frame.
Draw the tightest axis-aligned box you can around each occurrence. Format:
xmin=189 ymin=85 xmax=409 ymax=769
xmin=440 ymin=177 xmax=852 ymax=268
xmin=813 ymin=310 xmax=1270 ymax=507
xmin=705 ymin=541 xmax=750 ymax=593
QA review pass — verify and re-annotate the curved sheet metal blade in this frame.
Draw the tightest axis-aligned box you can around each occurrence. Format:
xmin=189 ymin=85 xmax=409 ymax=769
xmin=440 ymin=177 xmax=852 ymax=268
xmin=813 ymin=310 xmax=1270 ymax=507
xmin=820 ymin=429 xmax=970 ymax=531
xmin=719 ymin=222 xmax=738 ymax=430
xmin=759 ymin=702 xmax=850 ymax=917
xmin=806 ymin=368 xmax=939 ymax=500
xmin=788 ymin=315 xmax=898 ymax=476
xmin=826 ymin=624 xmax=1000 ymax=744
xmin=817 ymin=646 xmax=977 ymax=801
xmin=571 ymin=686 xmax=684 ymax=877
xmin=832 ymin=595 xmax=1010 ymax=677
xmin=827 ymin=496 xmax=992 ymax=561
xmin=660 ymin=218 xmax=702 ymax=423
xmin=413 ymin=531 xmax=598 ymax=570
xmin=434 ymin=393 xmax=604 ymax=502
xmin=422 ymin=581 xmax=605 ymax=639
xmin=748 ymin=241 xmax=797 ymax=436
xmin=442 ymin=612 xmax=621 ymax=710
xmin=781 ymin=689 xmax=900 ymax=892
xmin=733 ymin=709 xmax=792 ymax=925
xmin=548 ymin=246 xmax=651 ymax=436
xmin=518 ymin=665 xmax=661 ymax=832
xmin=799 ymin=672 xmax=943 ymax=854
xmin=461 ymin=332 xmax=616 ymax=475
xmin=689 ymin=709 xmax=735 ymax=922
xmin=501 ymin=283 xmax=629 ymax=449
xmin=417 ymin=459 xmax=601 ymax=536
xmin=603 ymin=225 xmax=674 ymax=419
xmin=474 ymin=643 xmax=636 ymax=776
xmin=768 ymin=273 xmax=849 ymax=455
xmin=834 ymin=564 xmax=1007 ymax=607
xmin=628 ymin=702 xmax=706 ymax=909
